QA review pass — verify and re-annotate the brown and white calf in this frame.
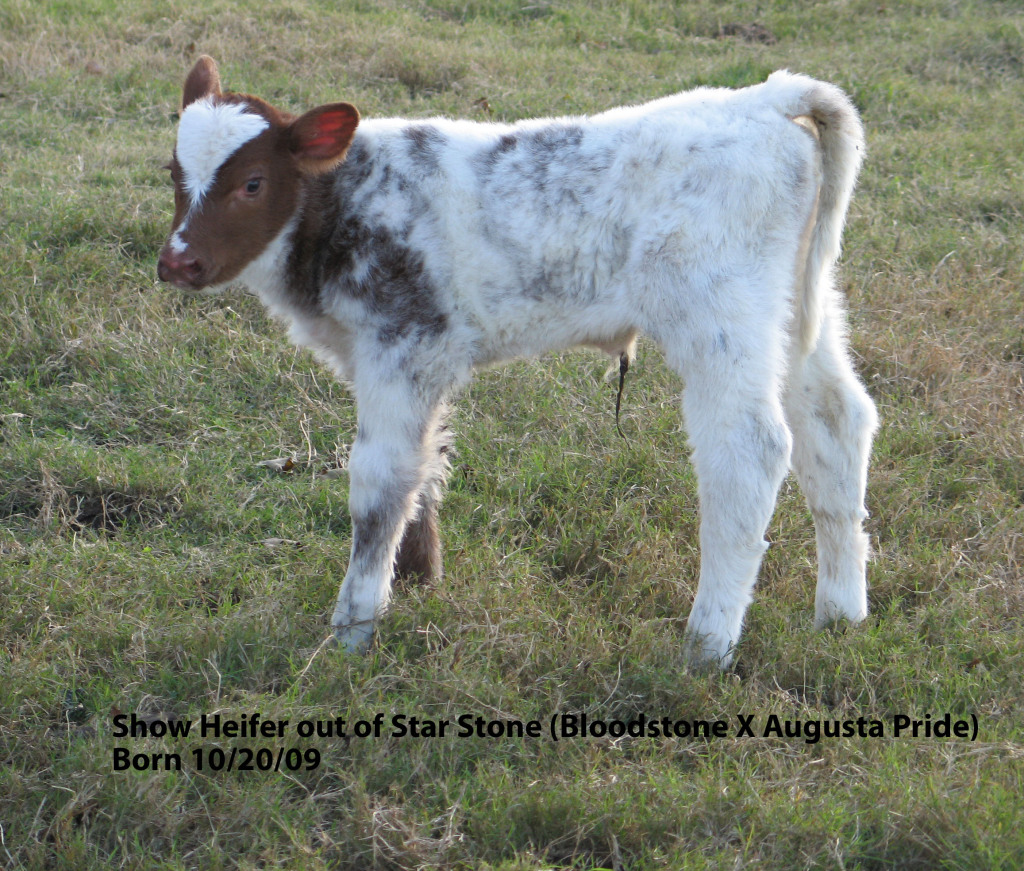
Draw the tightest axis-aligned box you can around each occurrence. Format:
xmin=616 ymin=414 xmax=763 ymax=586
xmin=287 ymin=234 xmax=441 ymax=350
xmin=158 ymin=56 xmax=877 ymax=667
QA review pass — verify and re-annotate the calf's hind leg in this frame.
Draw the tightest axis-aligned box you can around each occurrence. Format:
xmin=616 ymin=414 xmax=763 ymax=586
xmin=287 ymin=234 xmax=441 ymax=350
xmin=672 ymin=331 xmax=793 ymax=668
xmin=785 ymin=313 xmax=878 ymax=627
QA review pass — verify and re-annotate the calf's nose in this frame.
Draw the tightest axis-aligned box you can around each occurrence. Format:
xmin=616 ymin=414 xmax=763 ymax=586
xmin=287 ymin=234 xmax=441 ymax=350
xmin=157 ymin=250 xmax=204 ymax=288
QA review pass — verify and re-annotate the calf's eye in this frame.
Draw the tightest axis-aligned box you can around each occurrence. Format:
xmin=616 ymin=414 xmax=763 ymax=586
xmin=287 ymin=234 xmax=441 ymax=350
xmin=237 ymin=177 xmax=264 ymax=199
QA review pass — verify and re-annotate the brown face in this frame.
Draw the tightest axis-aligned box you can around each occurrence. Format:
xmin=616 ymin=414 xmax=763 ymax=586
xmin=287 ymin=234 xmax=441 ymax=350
xmin=158 ymin=111 xmax=302 ymax=291
xmin=157 ymin=56 xmax=359 ymax=292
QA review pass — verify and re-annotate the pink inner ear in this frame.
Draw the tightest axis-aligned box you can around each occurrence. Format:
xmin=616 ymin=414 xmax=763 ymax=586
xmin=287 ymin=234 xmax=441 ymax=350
xmin=295 ymin=105 xmax=359 ymax=163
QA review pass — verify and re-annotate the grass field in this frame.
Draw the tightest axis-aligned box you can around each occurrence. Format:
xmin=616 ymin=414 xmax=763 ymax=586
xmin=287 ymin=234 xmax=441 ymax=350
xmin=2 ymin=0 xmax=1023 ymax=868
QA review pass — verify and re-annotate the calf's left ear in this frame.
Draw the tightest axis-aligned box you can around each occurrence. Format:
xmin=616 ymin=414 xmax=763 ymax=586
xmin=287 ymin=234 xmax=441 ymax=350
xmin=183 ymin=55 xmax=222 ymax=109
xmin=289 ymin=103 xmax=360 ymax=174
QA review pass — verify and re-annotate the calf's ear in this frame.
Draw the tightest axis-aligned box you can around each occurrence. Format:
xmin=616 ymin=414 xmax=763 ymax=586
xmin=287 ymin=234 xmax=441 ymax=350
xmin=183 ymin=55 xmax=222 ymax=109
xmin=289 ymin=103 xmax=360 ymax=175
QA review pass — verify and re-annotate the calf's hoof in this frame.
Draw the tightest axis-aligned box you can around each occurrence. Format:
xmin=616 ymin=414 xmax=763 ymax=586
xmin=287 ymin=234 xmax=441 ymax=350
xmin=331 ymin=618 xmax=375 ymax=654
xmin=682 ymin=630 xmax=735 ymax=672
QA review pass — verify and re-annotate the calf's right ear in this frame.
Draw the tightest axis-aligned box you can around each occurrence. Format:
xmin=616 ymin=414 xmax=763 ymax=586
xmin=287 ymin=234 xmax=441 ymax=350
xmin=182 ymin=55 xmax=222 ymax=109
xmin=289 ymin=103 xmax=360 ymax=175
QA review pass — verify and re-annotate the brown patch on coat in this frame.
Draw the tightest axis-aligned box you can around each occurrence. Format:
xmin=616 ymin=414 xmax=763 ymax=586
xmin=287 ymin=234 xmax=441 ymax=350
xmin=393 ymin=502 xmax=442 ymax=585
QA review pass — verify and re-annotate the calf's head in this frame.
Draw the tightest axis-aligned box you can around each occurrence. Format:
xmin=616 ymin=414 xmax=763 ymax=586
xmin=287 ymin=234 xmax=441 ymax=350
xmin=158 ymin=56 xmax=360 ymax=291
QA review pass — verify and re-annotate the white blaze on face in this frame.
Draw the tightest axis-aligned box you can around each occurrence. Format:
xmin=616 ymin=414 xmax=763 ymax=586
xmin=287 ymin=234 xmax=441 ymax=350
xmin=175 ymin=98 xmax=270 ymax=208
xmin=169 ymin=225 xmax=189 ymax=254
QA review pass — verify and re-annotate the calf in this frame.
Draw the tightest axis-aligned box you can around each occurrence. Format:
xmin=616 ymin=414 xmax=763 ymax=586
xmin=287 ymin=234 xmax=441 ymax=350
xmin=158 ymin=56 xmax=877 ymax=667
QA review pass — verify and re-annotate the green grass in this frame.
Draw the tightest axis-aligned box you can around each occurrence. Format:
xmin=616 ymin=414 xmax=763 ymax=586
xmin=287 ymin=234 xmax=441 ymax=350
xmin=2 ymin=0 xmax=1024 ymax=868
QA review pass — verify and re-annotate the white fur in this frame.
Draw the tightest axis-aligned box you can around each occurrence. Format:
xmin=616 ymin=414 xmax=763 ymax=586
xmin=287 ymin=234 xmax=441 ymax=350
xmin=169 ymin=224 xmax=188 ymax=255
xmin=176 ymin=98 xmax=268 ymax=206
xmin=171 ymin=71 xmax=876 ymax=668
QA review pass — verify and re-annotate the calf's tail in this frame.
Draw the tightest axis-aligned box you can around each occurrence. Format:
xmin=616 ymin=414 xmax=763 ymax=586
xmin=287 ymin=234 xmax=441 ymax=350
xmin=764 ymin=71 xmax=865 ymax=354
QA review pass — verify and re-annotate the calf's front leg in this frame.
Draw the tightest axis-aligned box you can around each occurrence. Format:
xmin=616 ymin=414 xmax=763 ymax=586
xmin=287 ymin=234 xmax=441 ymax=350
xmin=331 ymin=389 xmax=447 ymax=652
